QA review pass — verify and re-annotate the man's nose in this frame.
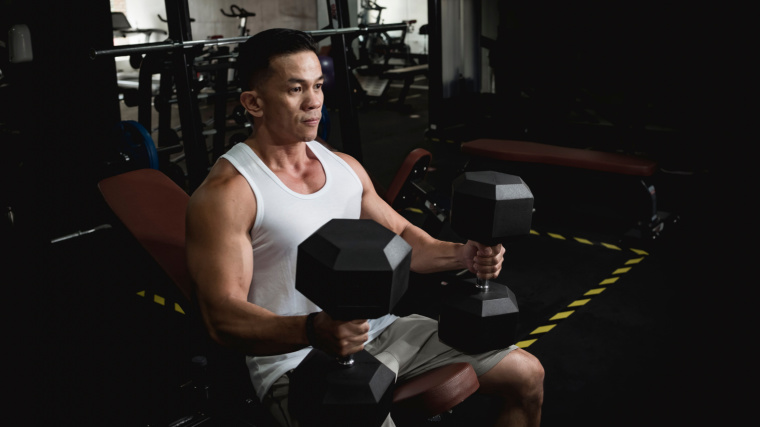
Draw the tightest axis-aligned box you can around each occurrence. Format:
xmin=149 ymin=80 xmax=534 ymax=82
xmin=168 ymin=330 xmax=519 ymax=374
xmin=304 ymin=89 xmax=323 ymax=110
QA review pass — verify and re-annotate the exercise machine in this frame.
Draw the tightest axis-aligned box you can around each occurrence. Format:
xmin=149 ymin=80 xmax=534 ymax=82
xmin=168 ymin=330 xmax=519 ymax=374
xmin=460 ymin=138 xmax=676 ymax=240
xmin=92 ymin=0 xmax=412 ymax=191
xmin=220 ymin=5 xmax=256 ymax=37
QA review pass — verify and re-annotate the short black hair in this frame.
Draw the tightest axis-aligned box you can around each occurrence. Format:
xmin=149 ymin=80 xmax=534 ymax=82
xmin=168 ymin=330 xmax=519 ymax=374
xmin=236 ymin=28 xmax=319 ymax=91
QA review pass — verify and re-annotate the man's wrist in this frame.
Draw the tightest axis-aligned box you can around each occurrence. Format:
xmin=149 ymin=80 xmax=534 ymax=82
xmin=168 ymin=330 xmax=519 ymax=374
xmin=305 ymin=312 xmax=319 ymax=347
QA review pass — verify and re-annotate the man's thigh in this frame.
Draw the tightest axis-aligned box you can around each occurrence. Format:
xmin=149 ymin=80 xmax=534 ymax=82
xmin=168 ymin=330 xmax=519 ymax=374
xmin=262 ymin=314 xmax=516 ymax=426
xmin=365 ymin=314 xmax=517 ymax=381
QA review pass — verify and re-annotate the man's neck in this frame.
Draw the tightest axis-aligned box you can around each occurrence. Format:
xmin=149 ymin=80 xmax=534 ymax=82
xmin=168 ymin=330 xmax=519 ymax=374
xmin=247 ymin=136 xmax=312 ymax=172
xmin=247 ymin=138 xmax=325 ymax=195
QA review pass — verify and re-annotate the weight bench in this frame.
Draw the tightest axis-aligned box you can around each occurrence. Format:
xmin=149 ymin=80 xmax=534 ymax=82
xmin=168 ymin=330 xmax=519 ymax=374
xmin=111 ymin=12 xmax=167 ymax=42
xmin=461 ymin=138 xmax=669 ymax=238
xmin=461 ymin=138 xmax=657 ymax=177
xmin=384 ymin=148 xmax=433 ymax=209
xmin=381 ymin=64 xmax=428 ymax=106
xmin=98 ymin=168 xmax=479 ymax=425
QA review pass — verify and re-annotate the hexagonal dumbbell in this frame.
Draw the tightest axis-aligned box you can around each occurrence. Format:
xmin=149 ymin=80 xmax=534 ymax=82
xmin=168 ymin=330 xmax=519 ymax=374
xmin=289 ymin=218 xmax=412 ymax=427
xmin=439 ymin=171 xmax=534 ymax=353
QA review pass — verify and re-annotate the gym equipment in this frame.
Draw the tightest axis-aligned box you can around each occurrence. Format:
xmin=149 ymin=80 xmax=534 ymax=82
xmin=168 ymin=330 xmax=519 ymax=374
xmin=384 ymin=148 xmax=434 ymax=210
xmin=111 ymin=12 xmax=167 ymax=43
xmin=391 ymin=362 xmax=478 ymax=423
xmin=98 ymin=169 xmax=191 ymax=300
xmin=90 ymin=25 xmax=409 ymax=59
xmin=382 ymin=148 xmax=447 ymax=238
xmin=92 ymin=0 xmax=412 ymax=191
xmin=317 ymin=55 xmax=334 ymax=141
xmin=461 ymin=138 xmax=672 ymax=240
xmin=381 ymin=63 xmax=428 ymax=107
xmin=220 ymin=5 xmax=256 ymax=37
xmin=8 ymin=24 xmax=33 ymax=63
xmin=112 ymin=120 xmax=160 ymax=171
xmin=357 ymin=1 xmax=416 ymax=68
xmin=462 ymin=138 xmax=657 ymax=176
xmin=289 ymin=218 xmax=411 ymax=426
xmin=438 ymin=171 xmax=534 ymax=354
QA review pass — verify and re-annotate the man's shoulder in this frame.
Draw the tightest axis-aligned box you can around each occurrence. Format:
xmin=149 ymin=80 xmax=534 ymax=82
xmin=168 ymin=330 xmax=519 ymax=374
xmin=189 ymin=161 xmax=255 ymax=210
xmin=330 ymin=150 xmax=363 ymax=173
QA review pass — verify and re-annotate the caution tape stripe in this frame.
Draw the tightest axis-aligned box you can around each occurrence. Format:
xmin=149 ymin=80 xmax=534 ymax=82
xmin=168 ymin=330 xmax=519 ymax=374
xmin=517 ymin=230 xmax=650 ymax=348
xmin=530 ymin=229 xmax=649 ymax=255
xmin=136 ymin=290 xmax=185 ymax=315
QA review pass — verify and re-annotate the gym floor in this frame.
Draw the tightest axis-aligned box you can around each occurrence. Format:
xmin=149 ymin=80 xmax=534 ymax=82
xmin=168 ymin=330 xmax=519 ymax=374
xmin=14 ymin=75 xmax=739 ymax=426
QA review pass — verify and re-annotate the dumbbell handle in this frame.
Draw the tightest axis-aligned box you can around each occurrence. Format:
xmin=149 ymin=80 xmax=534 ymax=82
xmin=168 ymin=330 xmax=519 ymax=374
xmin=308 ymin=313 xmax=361 ymax=366
xmin=338 ymin=355 xmax=356 ymax=366
xmin=473 ymin=240 xmax=501 ymax=291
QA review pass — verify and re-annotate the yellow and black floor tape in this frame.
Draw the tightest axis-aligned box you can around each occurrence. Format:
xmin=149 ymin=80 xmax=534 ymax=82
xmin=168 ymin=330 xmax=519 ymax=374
xmin=516 ymin=230 xmax=649 ymax=348
xmin=136 ymin=290 xmax=186 ymax=315
xmin=130 ymin=230 xmax=649 ymax=341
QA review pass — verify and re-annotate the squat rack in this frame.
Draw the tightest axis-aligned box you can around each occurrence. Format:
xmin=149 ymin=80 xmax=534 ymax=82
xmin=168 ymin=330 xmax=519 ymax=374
xmin=92 ymin=0 xmax=408 ymax=192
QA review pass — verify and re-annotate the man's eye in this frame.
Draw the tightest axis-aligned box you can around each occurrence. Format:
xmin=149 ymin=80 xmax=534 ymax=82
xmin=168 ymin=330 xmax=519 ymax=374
xmin=315 ymin=83 xmax=323 ymax=90
xmin=291 ymin=87 xmax=302 ymax=93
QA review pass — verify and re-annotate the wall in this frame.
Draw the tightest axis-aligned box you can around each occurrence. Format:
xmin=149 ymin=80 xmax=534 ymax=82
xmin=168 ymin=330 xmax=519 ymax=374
xmin=115 ymin=0 xmax=320 ymax=42
xmin=189 ymin=0 xmax=319 ymax=40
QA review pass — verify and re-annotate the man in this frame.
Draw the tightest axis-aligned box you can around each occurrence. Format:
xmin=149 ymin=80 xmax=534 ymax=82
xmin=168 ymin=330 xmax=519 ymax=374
xmin=186 ymin=28 xmax=543 ymax=427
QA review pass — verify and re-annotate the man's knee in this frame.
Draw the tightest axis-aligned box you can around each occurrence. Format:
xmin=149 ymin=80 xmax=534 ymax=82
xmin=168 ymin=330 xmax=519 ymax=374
xmin=518 ymin=351 xmax=544 ymax=403
xmin=480 ymin=349 xmax=544 ymax=403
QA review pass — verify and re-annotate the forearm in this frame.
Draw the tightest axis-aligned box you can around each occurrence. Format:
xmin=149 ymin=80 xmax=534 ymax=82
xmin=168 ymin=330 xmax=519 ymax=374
xmin=200 ymin=295 xmax=309 ymax=356
xmin=400 ymin=223 xmax=467 ymax=274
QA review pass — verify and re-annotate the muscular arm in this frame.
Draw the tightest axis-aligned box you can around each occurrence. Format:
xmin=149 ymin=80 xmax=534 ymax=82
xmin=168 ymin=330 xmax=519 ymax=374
xmin=186 ymin=161 xmax=368 ymax=357
xmin=337 ymin=153 xmax=505 ymax=278
xmin=186 ymin=164 xmax=309 ymax=356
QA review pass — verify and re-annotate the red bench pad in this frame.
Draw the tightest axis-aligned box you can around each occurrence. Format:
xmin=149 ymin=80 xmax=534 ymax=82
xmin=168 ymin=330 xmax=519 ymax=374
xmin=99 ymin=168 xmax=192 ymax=301
xmin=461 ymin=139 xmax=657 ymax=177
xmin=392 ymin=362 xmax=479 ymax=421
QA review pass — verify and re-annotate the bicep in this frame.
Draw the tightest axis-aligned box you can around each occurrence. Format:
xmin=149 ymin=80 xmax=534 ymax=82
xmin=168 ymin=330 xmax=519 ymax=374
xmin=186 ymin=184 xmax=255 ymax=310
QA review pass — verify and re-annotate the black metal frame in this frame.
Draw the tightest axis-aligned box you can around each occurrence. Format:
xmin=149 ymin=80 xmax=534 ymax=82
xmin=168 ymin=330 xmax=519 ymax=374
xmin=91 ymin=0 xmax=408 ymax=190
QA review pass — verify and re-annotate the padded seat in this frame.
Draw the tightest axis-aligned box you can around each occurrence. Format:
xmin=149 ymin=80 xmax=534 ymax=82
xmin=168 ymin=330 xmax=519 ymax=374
xmin=98 ymin=168 xmax=192 ymax=301
xmin=383 ymin=64 xmax=429 ymax=76
xmin=461 ymin=138 xmax=657 ymax=177
xmin=98 ymin=168 xmax=480 ymax=424
xmin=381 ymin=64 xmax=428 ymax=106
xmin=392 ymin=362 xmax=479 ymax=422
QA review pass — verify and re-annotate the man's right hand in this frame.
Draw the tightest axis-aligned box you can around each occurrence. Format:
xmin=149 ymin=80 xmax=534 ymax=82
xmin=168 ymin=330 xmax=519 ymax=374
xmin=312 ymin=312 xmax=369 ymax=357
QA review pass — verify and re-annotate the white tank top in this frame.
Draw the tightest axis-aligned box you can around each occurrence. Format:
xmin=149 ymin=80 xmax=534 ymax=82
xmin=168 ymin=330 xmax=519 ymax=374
xmin=220 ymin=140 xmax=398 ymax=400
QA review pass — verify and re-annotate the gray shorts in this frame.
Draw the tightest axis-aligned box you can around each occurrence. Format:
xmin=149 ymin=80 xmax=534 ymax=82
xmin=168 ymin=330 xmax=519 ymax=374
xmin=263 ymin=314 xmax=516 ymax=427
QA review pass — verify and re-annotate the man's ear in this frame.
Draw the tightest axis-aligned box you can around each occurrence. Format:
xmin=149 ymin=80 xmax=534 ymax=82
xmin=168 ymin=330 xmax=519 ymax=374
xmin=240 ymin=90 xmax=264 ymax=118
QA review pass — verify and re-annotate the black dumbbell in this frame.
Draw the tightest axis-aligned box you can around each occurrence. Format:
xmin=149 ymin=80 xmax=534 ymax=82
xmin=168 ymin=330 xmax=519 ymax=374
xmin=438 ymin=171 xmax=534 ymax=353
xmin=289 ymin=218 xmax=412 ymax=427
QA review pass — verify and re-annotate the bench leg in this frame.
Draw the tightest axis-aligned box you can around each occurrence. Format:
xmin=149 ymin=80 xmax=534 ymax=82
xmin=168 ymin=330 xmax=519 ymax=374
xmin=624 ymin=178 xmax=676 ymax=241
xmin=396 ymin=76 xmax=415 ymax=106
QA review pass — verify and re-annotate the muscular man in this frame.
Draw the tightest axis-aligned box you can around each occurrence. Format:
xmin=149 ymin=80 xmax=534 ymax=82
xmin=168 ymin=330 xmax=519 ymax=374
xmin=186 ymin=28 xmax=543 ymax=426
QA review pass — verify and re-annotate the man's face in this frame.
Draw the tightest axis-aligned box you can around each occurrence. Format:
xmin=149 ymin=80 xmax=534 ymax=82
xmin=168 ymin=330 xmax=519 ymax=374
xmin=255 ymin=50 xmax=324 ymax=144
